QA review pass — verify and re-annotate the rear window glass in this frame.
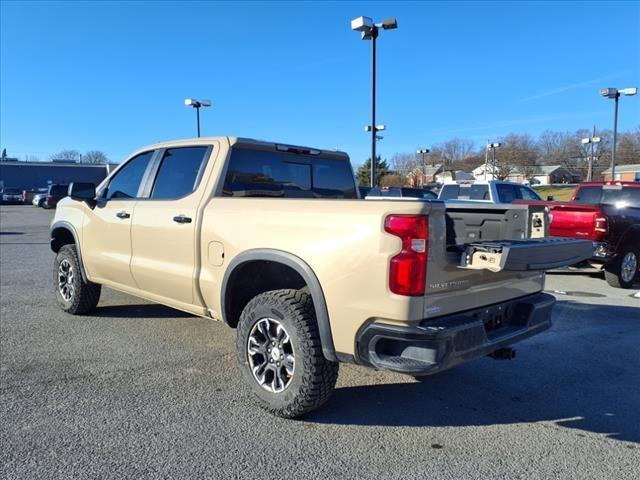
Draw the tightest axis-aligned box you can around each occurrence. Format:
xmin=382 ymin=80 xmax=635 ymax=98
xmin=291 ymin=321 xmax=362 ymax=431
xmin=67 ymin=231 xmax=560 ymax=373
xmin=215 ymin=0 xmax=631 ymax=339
xmin=573 ymin=186 xmax=602 ymax=204
xmin=222 ymin=148 xmax=356 ymax=199
xmin=441 ymin=184 xmax=489 ymax=200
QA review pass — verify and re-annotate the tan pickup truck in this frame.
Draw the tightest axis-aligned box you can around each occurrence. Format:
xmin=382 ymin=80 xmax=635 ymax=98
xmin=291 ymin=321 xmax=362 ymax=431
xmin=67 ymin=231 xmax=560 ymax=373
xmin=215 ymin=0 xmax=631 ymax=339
xmin=50 ymin=137 xmax=592 ymax=417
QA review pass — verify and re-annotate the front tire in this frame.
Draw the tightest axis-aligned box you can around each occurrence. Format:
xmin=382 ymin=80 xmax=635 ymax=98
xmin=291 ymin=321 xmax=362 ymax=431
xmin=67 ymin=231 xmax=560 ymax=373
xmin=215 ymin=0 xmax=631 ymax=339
xmin=604 ymin=245 xmax=639 ymax=289
xmin=236 ymin=289 xmax=339 ymax=418
xmin=54 ymin=245 xmax=101 ymax=314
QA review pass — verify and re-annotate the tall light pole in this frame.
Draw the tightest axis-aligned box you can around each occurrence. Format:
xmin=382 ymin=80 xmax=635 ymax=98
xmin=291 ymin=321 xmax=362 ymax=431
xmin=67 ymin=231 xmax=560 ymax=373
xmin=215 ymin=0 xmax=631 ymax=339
xmin=351 ymin=16 xmax=398 ymax=187
xmin=580 ymin=126 xmax=601 ymax=182
xmin=600 ymin=87 xmax=637 ymax=179
xmin=184 ymin=98 xmax=212 ymax=137
xmin=417 ymin=148 xmax=430 ymax=186
xmin=486 ymin=142 xmax=501 ymax=179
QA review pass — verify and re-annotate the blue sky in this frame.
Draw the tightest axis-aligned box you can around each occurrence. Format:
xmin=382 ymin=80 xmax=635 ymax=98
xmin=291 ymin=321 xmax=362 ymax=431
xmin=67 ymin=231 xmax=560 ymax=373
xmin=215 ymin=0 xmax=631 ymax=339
xmin=1 ymin=1 xmax=639 ymax=165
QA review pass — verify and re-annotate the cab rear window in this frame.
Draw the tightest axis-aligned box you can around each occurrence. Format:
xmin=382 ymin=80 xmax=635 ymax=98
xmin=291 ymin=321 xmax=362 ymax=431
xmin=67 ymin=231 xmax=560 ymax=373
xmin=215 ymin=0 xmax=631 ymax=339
xmin=222 ymin=148 xmax=357 ymax=199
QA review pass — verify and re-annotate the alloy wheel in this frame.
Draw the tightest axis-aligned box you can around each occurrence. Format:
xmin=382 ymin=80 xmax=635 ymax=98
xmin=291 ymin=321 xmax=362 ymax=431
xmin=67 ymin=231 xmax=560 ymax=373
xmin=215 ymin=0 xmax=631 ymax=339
xmin=247 ymin=318 xmax=295 ymax=393
xmin=58 ymin=259 xmax=75 ymax=302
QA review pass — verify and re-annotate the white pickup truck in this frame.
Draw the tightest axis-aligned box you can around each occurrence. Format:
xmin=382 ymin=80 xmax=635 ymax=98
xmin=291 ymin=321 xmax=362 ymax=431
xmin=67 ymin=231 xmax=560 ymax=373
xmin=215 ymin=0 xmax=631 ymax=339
xmin=50 ymin=137 xmax=592 ymax=417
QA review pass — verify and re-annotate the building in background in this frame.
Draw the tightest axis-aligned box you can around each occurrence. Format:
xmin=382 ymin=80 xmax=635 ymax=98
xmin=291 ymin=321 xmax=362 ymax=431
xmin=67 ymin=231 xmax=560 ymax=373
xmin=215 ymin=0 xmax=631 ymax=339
xmin=0 ymin=161 xmax=117 ymax=190
xmin=531 ymin=165 xmax=580 ymax=185
xmin=406 ymin=164 xmax=443 ymax=186
xmin=601 ymin=164 xmax=640 ymax=182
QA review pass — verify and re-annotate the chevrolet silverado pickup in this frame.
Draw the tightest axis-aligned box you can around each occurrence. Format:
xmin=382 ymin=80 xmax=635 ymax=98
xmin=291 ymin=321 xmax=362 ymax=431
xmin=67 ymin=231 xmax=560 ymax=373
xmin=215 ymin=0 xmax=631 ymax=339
xmin=50 ymin=137 xmax=592 ymax=418
xmin=518 ymin=182 xmax=640 ymax=288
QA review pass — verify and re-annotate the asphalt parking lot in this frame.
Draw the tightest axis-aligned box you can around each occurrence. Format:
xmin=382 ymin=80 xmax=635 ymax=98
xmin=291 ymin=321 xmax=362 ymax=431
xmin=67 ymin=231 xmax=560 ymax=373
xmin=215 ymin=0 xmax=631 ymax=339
xmin=1 ymin=205 xmax=638 ymax=480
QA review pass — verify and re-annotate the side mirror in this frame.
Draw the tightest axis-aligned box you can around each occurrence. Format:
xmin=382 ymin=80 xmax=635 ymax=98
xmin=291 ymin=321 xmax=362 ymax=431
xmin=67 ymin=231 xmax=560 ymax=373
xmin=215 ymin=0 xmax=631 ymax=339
xmin=68 ymin=182 xmax=97 ymax=208
xmin=547 ymin=195 xmax=555 ymax=201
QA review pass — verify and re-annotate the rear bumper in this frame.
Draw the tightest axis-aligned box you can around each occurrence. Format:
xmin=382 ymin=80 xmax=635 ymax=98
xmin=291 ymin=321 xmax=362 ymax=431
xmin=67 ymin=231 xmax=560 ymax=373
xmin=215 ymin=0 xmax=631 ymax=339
xmin=356 ymin=292 xmax=554 ymax=376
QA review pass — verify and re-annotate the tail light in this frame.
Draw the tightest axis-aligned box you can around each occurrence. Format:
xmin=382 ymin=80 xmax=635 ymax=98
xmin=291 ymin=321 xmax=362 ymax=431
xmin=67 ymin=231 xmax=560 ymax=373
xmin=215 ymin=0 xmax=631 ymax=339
xmin=47 ymin=194 xmax=53 ymax=200
xmin=594 ymin=216 xmax=607 ymax=234
xmin=384 ymin=215 xmax=428 ymax=296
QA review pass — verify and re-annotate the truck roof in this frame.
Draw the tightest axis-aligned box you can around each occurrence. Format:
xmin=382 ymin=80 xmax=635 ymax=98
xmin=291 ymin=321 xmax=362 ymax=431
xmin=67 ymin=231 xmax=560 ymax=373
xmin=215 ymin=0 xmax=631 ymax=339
xmin=135 ymin=136 xmax=350 ymax=162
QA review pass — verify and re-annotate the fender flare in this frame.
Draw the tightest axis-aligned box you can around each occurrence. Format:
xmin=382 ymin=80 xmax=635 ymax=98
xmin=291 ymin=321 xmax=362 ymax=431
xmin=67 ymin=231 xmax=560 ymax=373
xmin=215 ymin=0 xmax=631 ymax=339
xmin=221 ymin=249 xmax=337 ymax=362
xmin=50 ymin=221 xmax=88 ymax=282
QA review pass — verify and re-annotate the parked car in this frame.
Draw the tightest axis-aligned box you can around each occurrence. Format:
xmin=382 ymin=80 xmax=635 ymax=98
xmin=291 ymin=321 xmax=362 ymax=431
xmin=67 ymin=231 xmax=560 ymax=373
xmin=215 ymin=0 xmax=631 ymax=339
xmin=43 ymin=184 xmax=69 ymax=209
xmin=438 ymin=181 xmax=543 ymax=203
xmin=32 ymin=192 xmax=48 ymax=207
xmin=23 ymin=187 xmax=48 ymax=205
xmin=518 ymin=181 xmax=640 ymax=288
xmin=1 ymin=188 xmax=24 ymax=204
xmin=367 ymin=186 xmax=438 ymax=199
xmin=50 ymin=136 xmax=592 ymax=418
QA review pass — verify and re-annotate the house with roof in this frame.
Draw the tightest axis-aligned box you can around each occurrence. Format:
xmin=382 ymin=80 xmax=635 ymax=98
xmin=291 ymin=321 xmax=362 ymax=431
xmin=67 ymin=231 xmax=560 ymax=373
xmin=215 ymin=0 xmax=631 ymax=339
xmin=601 ymin=164 xmax=640 ymax=182
xmin=531 ymin=165 xmax=580 ymax=185
xmin=471 ymin=165 xmax=524 ymax=183
xmin=406 ymin=164 xmax=443 ymax=187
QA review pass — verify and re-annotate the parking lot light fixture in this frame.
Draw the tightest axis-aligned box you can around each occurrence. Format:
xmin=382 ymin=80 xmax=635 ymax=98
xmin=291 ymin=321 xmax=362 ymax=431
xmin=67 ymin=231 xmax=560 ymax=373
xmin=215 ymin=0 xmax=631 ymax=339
xmin=416 ymin=149 xmax=430 ymax=185
xmin=581 ymin=128 xmax=601 ymax=182
xmin=600 ymin=87 xmax=637 ymax=179
xmin=184 ymin=98 xmax=212 ymax=138
xmin=485 ymin=142 xmax=501 ymax=180
xmin=351 ymin=16 xmax=398 ymax=187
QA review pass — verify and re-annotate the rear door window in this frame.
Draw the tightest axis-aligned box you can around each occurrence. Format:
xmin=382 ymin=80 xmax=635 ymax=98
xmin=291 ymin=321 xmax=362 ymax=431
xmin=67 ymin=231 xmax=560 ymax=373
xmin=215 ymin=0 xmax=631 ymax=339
xmin=151 ymin=147 xmax=209 ymax=200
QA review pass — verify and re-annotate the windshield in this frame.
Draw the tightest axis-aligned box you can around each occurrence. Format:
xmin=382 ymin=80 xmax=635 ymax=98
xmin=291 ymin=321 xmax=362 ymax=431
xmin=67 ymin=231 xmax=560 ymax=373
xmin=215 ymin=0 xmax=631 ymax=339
xmin=3 ymin=188 xmax=21 ymax=194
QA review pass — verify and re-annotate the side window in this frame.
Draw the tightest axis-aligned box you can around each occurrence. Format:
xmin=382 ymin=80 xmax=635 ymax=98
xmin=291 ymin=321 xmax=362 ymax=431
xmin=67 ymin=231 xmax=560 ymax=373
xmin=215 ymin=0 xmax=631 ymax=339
xmin=151 ymin=147 xmax=208 ymax=200
xmin=105 ymin=151 xmax=154 ymax=200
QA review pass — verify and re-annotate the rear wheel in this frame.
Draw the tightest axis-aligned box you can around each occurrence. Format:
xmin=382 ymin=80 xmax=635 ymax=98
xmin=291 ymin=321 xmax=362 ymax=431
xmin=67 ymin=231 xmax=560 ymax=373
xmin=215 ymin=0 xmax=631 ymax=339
xmin=54 ymin=245 xmax=101 ymax=314
xmin=236 ymin=289 xmax=339 ymax=418
xmin=604 ymin=245 xmax=639 ymax=289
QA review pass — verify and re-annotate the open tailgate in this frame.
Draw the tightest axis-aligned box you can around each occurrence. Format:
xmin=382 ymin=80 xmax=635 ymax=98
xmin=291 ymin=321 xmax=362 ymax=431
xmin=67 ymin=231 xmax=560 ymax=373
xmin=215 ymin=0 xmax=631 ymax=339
xmin=459 ymin=238 xmax=594 ymax=272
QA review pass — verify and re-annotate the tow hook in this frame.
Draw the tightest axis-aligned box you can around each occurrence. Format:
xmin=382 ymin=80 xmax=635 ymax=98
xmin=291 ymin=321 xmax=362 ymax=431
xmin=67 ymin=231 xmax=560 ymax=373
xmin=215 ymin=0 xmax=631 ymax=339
xmin=488 ymin=347 xmax=516 ymax=360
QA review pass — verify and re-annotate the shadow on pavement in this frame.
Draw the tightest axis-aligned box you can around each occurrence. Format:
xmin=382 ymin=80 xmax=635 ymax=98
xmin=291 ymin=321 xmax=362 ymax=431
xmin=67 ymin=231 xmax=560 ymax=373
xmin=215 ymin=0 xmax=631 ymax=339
xmin=93 ymin=303 xmax=194 ymax=319
xmin=308 ymin=302 xmax=640 ymax=443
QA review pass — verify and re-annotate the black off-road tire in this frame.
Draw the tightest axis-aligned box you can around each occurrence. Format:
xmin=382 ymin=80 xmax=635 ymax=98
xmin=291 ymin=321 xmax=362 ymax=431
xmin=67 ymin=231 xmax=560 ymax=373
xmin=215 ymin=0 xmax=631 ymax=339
xmin=604 ymin=245 xmax=639 ymax=289
xmin=54 ymin=245 xmax=101 ymax=314
xmin=236 ymin=288 xmax=339 ymax=418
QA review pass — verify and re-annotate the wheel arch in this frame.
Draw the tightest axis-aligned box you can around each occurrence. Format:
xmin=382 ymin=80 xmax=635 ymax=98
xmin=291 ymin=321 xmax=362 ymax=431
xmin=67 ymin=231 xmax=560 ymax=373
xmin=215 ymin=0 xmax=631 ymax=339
xmin=221 ymin=249 xmax=337 ymax=362
xmin=50 ymin=221 xmax=88 ymax=282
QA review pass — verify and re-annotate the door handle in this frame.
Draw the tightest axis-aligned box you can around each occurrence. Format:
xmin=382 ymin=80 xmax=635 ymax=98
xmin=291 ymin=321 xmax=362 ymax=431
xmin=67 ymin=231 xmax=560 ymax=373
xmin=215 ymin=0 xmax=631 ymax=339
xmin=116 ymin=211 xmax=130 ymax=219
xmin=173 ymin=215 xmax=192 ymax=224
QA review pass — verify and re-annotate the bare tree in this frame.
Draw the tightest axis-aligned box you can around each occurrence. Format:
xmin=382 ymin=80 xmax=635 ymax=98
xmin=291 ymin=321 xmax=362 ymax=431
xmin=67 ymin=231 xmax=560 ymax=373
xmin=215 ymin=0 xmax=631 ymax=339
xmin=496 ymin=133 xmax=539 ymax=180
xmin=437 ymin=137 xmax=475 ymax=168
xmin=390 ymin=152 xmax=421 ymax=176
xmin=616 ymin=126 xmax=640 ymax=165
xmin=83 ymin=150 xmax=109 ymax=164
xmin=50 ymin=149 xmax=81 ymax=162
